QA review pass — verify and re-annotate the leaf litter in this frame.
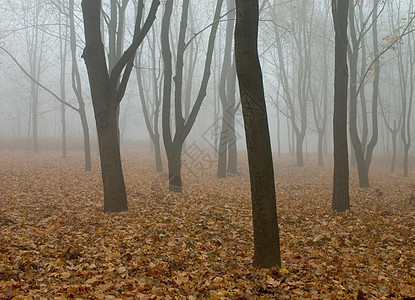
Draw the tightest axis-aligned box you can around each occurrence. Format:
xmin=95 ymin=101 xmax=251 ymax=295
xmin=0 ymin=151 xmax=414 ymax=299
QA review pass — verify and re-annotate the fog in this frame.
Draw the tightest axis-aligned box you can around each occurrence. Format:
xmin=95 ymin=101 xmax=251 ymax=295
xmin=0 ymin=0 xmax=414 ymax=162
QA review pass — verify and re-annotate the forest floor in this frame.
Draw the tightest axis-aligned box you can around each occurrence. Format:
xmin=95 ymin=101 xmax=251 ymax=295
xmin=0 ymin=150 xmax=415 ymax=299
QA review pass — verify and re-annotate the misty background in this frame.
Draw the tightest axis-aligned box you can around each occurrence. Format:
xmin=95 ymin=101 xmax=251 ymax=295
xmin=0 ymin=0 xmax=413 ymax=163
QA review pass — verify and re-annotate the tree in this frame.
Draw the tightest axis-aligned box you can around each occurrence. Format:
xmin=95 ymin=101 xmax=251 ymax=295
xmin=393 ymin=0 xmax=415 ymax=177
xmin=271 ymin=0 xmax=313 ymax=167
xmin=68 ymin=0 xmax=92 ymax=171
xmin=235 ymin=0 xmax=281 ymax=268
xmin=82 ymin=0 xmax=160 ymax=212
xmin=217 ymin=0 xmax=238 ymax=178
xmin=332 ymin=0 xmax=350 ymax=212
xmin=161 ymin=0 xmax=223 ymax=192
xmin=135 ymin=25 xmax=163 ymax=172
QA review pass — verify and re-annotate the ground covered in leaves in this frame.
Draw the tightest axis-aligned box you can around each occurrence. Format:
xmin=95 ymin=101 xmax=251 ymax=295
xmin=0 ymin=150 xmax=415 ymax=299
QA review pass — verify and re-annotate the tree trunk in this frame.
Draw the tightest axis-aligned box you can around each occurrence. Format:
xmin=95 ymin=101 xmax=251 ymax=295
xmin=61 ymin=104 xmax=67 ymax=158
xmin=153 ymin=134 xmax=163 ymax=173
xmin=296 ymin=134 xmax=304 ymax=167
xmin=390 ymin=127 xmax=397 ymax=172
xmin=317 ymin=131 xmax=323 ymax=166
xmin=161 ymin=0 xmax=222 ymax=191
xmin=235 ymin=0 xmax=281 ymax=268
xmin=70 ymin=0 xmax=92 ymax=171
xmin=79 ymin=108 xmax=92 ymax=171
xmin=332 ymin=0 xmax=350 ymax=212
xmin=31 ymin=82 xmax=38 ymax=153
xmin=403 ymin=144 xmax=409 ymax=177
xmin=167 ymin=145 xmax=183 ymax=192
xmin=227 ymin=110 xmax=238 ymax=173
xmin=96 ymin=109 xmax=128 ymax=212
xmin=217 ymin=117 xmax=228 ymax=178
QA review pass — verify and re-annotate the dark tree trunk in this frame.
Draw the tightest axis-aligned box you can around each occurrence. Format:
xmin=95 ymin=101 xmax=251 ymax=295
xmin=332 ymin=0 xmax=350 ymax=212
xmin=167 ymin=145 xmax=183 ymax=192
xmin=82 ymin=0 xmax=159 ymax=211
xmin=96 ymin=109 xmax=128 ymax=212
xmin=235 ymin=0 xmax=281 ymax=268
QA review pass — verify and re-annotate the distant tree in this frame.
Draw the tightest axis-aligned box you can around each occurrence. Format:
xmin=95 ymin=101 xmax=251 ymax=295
xmin=332 ymin=0 xmax=350 ymax=212
xmin=160 ymin=0 xmax=223 ymax=192
xmin=396 ymin=11 xmax=414 ymax=178
xmin=68 ymin=0 xmax=92 ymax=171
xmin=217 ymin=0 xmax=238 ymax=178
xmin=135 ymin=25 xmax=163 ymax=172
xmin=82 ymin=0 xmax=160 ymax=212
xmin=235 ymin=0 xmax=281 ymax=268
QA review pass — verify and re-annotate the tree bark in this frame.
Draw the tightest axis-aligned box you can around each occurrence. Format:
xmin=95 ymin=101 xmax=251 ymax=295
xmin=235 ymin=0 xmax=281 ymax=268
xmin=332 ymin=0 xmax=350 ymax=212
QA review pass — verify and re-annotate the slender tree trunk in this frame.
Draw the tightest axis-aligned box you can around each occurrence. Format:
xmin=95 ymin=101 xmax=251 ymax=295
xmin=31 ymin=82 xmax=38 ymax=153
xmin=79 ymin=108 xmax=92 ymax=171
xmin=391 ymin=127 xmax=397 ymax=172
xmin=161 ymin=0 xmax=222 ymax=191
xmin=61 ymin=104 xmax=67 ymax=158
xmin=296 ymin=133 xmax=304 ymax=167
xmin=235 ymin=0 xmax=281 ymax=268
xmin=227 ymin=108 xmax=238 ymax=173
xmin=154 ymin=134 xmax=163 ymax=172
xmin=318 ymin=132 xmax=323 ymax=166
xmin=70 ymin=0 xmax=92 ymax=171
xmin=217 ymin=118 xmax=228 ymax=178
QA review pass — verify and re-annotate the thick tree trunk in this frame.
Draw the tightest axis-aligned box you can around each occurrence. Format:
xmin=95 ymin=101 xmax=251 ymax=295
xmin=235 ymin=0 xmax=281 ymax=268
xmin=95 ymin=109 xmax=127 ymax=212
xmin=167 ymin=145 xmax=183 ymax=192
xmin=332 ymin=0 xmax=350 ymax=212
xmin=83 ymin=0 xmax=159 ymax=211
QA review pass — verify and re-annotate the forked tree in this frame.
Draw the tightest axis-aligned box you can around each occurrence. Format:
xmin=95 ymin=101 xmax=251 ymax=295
xmin=82 ymin=0 xmax=160 ymax=212
xmin=160 ymin=0 xmax=223 ymax=192
xmin=235 ymin=0 xmax=281 ymax=268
